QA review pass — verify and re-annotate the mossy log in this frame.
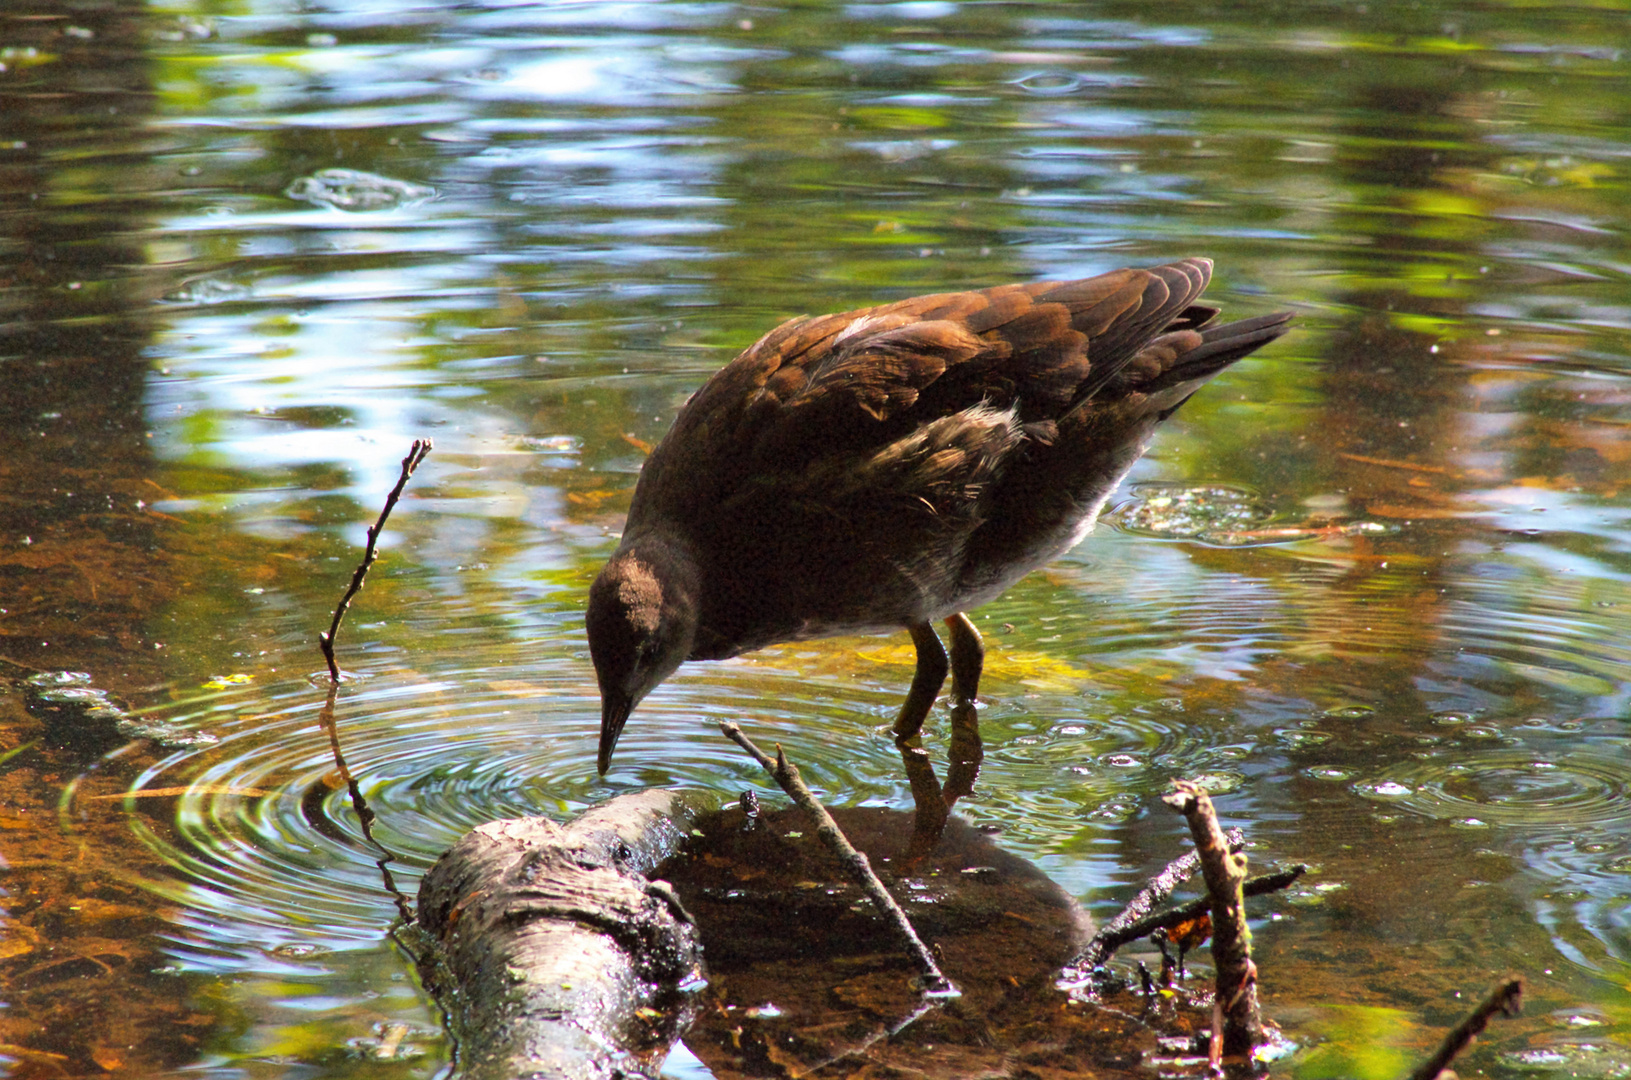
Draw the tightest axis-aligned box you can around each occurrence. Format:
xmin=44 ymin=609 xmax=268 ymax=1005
xmin=416 ymin=790 xmax=712 ymax=1080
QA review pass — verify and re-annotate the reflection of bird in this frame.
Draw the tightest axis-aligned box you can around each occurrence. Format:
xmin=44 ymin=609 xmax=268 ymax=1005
xmin=589 ymin=259 xmax=1292 ymax=774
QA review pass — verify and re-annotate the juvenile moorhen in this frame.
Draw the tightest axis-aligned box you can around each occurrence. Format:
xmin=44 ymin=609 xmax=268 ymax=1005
xmin=589 ymin=258 xmax=1291 ymax=774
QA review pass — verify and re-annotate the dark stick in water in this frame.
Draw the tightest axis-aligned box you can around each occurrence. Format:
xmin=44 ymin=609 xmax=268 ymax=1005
xmin=319 ymin=438 xmax=432 ymax=682
xmin=1406 ymin=977 xmax=1523 ymax=1080
xmin=719 ymin=719 xmax=956 ymax=997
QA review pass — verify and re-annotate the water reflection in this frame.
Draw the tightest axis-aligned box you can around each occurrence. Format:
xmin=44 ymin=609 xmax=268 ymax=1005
xmin=2 ymin=0 xmax=1630 ymax=1075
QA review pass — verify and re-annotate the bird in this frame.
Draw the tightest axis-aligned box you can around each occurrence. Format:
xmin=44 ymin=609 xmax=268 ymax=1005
xmin=588 ymin=258 xmax=1291 ymax=776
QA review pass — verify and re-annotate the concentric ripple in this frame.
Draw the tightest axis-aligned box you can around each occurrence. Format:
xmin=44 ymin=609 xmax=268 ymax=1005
xmin=78 ymin=665 xmax=601 ymax=961
xmin=1352 ymin=745 xmax=1631 ymax=830
xmin=78 ymin=652 xmax=958 ymax=964
xmin=1348 ymin=731 xmax=1631 ymax=970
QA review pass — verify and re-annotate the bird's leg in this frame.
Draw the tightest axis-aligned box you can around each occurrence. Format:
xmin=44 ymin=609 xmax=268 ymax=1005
xmin=895 ymin=622 xmax=959 ymax=854
xmin=944 ymin=612 xmax=983 ymax=704
xmin=892 ymin=621 xmax=948 ymax=744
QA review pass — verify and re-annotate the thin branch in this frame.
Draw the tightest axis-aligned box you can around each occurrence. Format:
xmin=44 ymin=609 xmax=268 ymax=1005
xmin=1074 ymin=865 xmax=1307 ymax=977
xmin=718 ymin=720 xmax=956 ymax=997
xmin=1067 ymin=826 xmax=1247 ymax=975
xmin=1164 ymin=780 xmax=1262 ymax=1060
xmin=1406 ymin=977 xmax=1523 ymax=1080
xmin=320 ymin=439 xmax=432 ymax=682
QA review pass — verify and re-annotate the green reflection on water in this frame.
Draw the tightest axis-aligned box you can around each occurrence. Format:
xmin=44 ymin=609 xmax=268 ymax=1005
xmin=2 ymin=0 xmax=1630 ymax=1074
xmin=1291 ymin=1005 xmax=1418 ymax=1080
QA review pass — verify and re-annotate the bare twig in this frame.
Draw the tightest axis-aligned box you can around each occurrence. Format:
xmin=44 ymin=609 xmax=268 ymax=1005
xmin=718 ymin=720 xmax=956 ymax=997
xmin=1066 ymin=826 xmax=1247 ymax=975
xmin=320 ymin=439 xmax=432 ymax=682
xmin=1082 ymin=865 xmax=1307 ymax=976
xmin=1406 ymin=977 xmax=1523 ymax=1080
xmin=1164 ymin=780 xmax=1262 ymax=1061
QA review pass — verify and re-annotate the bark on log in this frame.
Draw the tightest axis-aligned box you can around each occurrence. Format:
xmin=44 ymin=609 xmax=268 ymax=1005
xmin=417 ymin=790 xmax=712 ymax=1080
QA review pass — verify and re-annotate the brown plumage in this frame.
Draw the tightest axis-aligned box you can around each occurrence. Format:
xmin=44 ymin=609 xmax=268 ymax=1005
xmin=589 ymin=258 xmax=1292 ymax=773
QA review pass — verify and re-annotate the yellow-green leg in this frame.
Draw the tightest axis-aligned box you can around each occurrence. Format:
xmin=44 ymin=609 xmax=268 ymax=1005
xmin=892 ymin=621 xmax=948 ymax=743
xmin=944 ymin=612 xmax=983 ymax=704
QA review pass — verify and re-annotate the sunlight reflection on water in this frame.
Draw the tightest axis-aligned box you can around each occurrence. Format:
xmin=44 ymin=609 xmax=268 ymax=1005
xmin=5 ymin=0 xmax=1631 ymax=1074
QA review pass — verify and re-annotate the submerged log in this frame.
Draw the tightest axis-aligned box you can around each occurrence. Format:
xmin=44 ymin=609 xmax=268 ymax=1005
xmin=718 ymin=721 xmax=955 ymax=994
xmin=658 ymin=804 xmax=1103 ymax=1077
xmin=415 ymin=787 xmax=1308 ymax=1077
xmin=416 ymin=790 xmax=713 ymax=1080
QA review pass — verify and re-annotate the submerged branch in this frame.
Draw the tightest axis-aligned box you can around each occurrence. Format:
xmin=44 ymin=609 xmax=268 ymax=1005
xmin=1406 ymin=977 xmax=1523 ymax=1080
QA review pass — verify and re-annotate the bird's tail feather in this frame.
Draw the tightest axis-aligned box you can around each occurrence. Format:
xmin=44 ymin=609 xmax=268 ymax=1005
xmin=1172 ymin=310 xmax=1294 ymax=382
xmin=1135 ymin=310 xmax=1294 ymax=423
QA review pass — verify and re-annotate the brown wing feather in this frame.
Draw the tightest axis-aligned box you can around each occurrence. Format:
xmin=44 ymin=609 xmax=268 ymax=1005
xmin=629 ymin=259 xmax=1228 ymax=533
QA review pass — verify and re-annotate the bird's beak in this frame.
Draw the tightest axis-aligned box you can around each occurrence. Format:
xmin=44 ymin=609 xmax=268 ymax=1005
xmin=597 ymin=692 xmax=633 ymax=775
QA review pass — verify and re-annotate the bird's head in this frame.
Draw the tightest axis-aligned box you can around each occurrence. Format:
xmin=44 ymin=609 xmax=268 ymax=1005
xmin=586 ymin=535 xmax=701 ymax=775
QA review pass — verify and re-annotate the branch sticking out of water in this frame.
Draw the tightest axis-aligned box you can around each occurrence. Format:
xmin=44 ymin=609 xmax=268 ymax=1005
xmin=1066 ymin=825 xmax=1245 ymax=977
xmin=718 ymin=720 xmax=957 ymax=998
xmin=1163 ymin=779 xmax=1262 ymax=1066
xmin=1069 ymin=863 xmax=1306 ymax=980
xmin=319 ymin=439 xmax=432 ymax=683
xmin=1406 ymin=977 xmax=1523 ymax=1080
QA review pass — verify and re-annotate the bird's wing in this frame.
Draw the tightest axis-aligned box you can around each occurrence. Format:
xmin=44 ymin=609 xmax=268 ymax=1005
xmin=628 ymin=260 xmax=1220 ymax=528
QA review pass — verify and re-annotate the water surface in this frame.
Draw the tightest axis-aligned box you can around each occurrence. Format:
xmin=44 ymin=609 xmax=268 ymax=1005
xmin=2 ymin=0 xmax=1630 ymax=1076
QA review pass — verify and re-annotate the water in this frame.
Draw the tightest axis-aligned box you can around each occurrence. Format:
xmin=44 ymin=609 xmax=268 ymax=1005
xmin=3 ymin=1 xmax=1631 ymax=1076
